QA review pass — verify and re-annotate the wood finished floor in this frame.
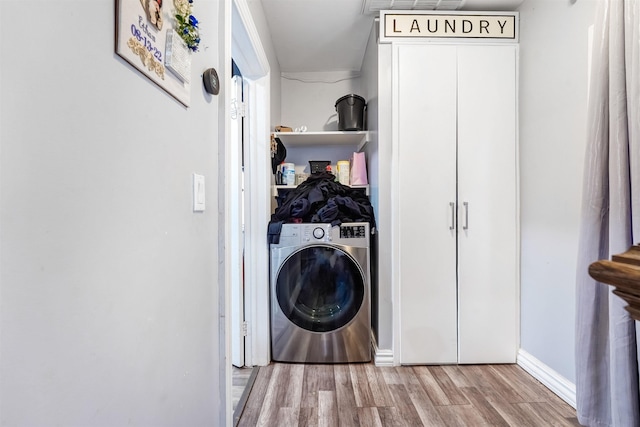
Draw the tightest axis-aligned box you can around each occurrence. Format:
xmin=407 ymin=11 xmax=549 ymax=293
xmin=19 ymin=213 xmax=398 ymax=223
xmin=234 ymin=366 xmax=260 ymax=427
xmin=233 ymin=366 xmax=254 ymax=412
xmin=237 ymin=363 xmax=581 ymax=427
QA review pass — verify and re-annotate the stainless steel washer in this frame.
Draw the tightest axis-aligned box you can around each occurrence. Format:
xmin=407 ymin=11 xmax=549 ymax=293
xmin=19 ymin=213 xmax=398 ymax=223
xmin=270 ymin=222 xmax=371 ymax=363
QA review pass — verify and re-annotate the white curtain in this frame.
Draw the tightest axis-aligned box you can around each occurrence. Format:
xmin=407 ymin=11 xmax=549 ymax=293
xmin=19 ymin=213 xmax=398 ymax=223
xmin=576 ymin=0 xmax=640 ymax=426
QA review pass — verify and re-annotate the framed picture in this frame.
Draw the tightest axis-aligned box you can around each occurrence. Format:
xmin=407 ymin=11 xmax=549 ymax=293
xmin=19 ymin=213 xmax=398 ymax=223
xmin=115 ymin=0 xmax=192 ymax=106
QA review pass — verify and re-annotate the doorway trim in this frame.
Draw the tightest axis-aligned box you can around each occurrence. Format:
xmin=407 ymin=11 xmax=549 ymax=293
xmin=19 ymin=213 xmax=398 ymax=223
xmin=226 ymin=0 xmax=270 ymax=423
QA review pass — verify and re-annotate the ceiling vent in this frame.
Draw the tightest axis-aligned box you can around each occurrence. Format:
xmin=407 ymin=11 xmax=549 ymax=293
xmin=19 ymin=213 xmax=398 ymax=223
xmin=361 ymin=0 xmax=465 ymax=15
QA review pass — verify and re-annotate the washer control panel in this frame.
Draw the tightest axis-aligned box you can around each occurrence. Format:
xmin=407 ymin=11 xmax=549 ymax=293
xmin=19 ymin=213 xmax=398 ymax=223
xmin=292 ymin=223 xmax=369 ymax=244
xmin=302 ymin=224 xmax=332 ymax=242
xmin=339 ymin=224 xmax=368 ymax=239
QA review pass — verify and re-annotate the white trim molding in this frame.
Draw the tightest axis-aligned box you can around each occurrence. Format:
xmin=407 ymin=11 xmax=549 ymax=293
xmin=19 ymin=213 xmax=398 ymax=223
xmin=371 ymin=332 xmax=395 ymax=367
xmin=232 ymin=0 xmax=269 ymax=78
xmin=517 ymin=349 xmax=576 ymax=409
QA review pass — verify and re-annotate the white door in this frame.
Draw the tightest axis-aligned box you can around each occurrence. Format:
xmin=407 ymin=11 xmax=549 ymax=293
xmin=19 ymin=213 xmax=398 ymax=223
xmin=230 ymin=73 xmax=245 ymax=367
xmin=398 ymin=44 xmax=458 ymax=364
xmin=397 ymin=43 xmax=518 ymax=365
xmin=456 ymin=45 xmax=518 ymax=363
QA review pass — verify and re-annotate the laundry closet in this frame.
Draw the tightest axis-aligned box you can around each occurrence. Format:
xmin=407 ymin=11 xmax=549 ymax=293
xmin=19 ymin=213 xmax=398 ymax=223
xmin=268 ymin=52 xmax=377 ymax=363
xmin=266 ymin=9 xmax=519 ymax=366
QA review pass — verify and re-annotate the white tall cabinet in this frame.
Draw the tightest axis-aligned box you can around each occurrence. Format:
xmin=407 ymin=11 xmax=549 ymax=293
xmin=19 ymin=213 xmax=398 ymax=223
xmin=395 ymin=43 xmax=518 ymax=364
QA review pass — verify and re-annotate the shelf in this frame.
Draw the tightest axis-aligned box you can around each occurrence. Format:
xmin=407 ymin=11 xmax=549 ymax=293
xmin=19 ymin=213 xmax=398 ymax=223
xmin=274 ymin=131 xmax=368 ymax=151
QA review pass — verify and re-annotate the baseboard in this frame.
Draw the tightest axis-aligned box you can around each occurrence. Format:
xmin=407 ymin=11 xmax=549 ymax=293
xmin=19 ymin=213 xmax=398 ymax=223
xmin=517 ymin=349 xmax=576 ymax=409
xmin=371 ymin=332 xmax=394 ymax=366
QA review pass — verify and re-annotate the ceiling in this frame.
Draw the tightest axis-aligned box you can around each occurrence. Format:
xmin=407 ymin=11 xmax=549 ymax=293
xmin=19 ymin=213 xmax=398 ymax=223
xmin=258 ymin=0 xmax=524 ymax=74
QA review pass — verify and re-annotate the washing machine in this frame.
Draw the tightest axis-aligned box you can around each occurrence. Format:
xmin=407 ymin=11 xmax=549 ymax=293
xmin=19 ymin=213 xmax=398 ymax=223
xmin=270 ymin=222 xmax=371 ymax=363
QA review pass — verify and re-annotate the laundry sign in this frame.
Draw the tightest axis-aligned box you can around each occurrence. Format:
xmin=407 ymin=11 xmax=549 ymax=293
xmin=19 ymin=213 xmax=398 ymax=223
xmin=380 ymin=11 xmax=518 ymax=42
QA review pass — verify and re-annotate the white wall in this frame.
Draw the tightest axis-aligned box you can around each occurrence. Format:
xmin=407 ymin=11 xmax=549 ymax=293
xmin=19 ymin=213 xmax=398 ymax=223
xmin=518 ymin=0 xmax=597 ymax=384
xmin=0 ymin=1 xmax=226 ymax=425
xmin=277 ymin=73 xmax=365 ymax=176
xmin=280 ymin=72 xmax=362 ymax=131
xmin=374 ymin=41 xmax=394 ymax=354
xmin=360 ymin=24 xmax=380 ymax=235
xmin=361 ymin=21 xmax=395 ymax=353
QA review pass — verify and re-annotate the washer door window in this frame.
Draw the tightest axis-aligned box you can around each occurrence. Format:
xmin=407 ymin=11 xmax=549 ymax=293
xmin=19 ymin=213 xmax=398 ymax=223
xmin=276 ymin=245 xmax=365 ymax=333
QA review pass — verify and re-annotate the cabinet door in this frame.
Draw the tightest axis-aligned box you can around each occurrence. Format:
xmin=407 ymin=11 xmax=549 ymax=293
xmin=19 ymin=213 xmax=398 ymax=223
xmin=397 ymin=44 xmax=458 ymax=364
xmin=456 ymin=45 xmax=518 ymax=363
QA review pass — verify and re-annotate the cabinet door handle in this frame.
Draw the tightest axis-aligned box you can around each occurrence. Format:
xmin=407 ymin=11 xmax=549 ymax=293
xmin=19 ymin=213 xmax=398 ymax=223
xmin=463 ymin=201 xmax=469 ymax=230
xmin=449 ymin=202 xmax=455 ymax=230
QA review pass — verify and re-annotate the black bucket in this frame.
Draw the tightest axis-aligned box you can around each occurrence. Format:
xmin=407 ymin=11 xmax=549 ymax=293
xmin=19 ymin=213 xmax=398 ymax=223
xmin=335 ymin=94 xmax=366 ymax=131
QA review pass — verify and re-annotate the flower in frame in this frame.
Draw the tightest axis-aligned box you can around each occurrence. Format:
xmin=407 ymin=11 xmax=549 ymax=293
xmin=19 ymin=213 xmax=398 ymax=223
xmin=174 ymin=0 xmax=200 ymax=51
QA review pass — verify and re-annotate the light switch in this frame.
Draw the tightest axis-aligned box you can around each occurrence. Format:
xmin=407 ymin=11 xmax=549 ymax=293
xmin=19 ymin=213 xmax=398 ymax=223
xmin=193 ymin=173 xmax=205 ymax=212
